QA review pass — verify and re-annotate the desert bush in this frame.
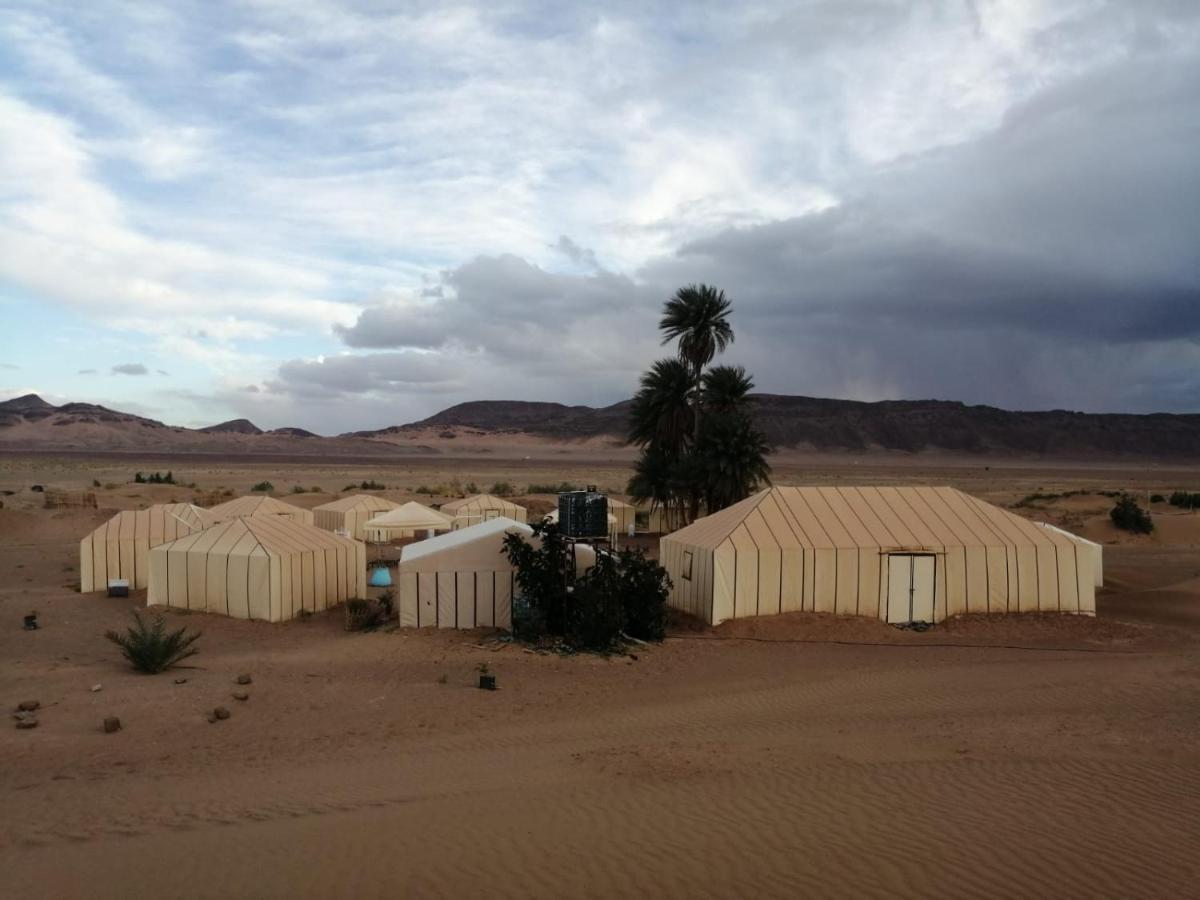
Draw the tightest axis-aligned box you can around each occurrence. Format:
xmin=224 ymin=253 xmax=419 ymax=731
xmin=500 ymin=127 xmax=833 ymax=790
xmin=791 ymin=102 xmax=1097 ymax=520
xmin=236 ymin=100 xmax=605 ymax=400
xmin=134 ymin=471 xmax=177 ymax=485
xmin=291 ymin=485 xmax=308 ymax=494
xmin=1110 ymin=496 xmax=1153 ymax=534
xmin=360 ymin=479 xmax=386 ymax=490
xmin=504 ymin=522 xmax=573 ymax=638
xmin=617 ymin=548 xmax=671 ymax=641
xmin=105 ymin=612 xmax=201 ymax=674
xmin=92 ymin=479 xmax=101 ymax=487
xmin=251 ymin=480 xmax=274 ymax=492
xmin=527 ymin=481 xmax=580 ymax=494
xmin=1169 ymin=491 xmax=1200 ymax=510
xmin=491 ymin=481 xmax=514 ymax=497
xmin=465 ymin=481 xmax=479 ymax=494
xmin=415 ymin=485 xmax=434 ymax=495
xmin=565 ymin=560 xmax=625 ymax=652
xmin=344 ymin=598 xmax=386 ymax=631
xmin=1150 ymin=493 xmax=1165 ymax=504
xmin=377 ymin=589 xmax=395 ymax=619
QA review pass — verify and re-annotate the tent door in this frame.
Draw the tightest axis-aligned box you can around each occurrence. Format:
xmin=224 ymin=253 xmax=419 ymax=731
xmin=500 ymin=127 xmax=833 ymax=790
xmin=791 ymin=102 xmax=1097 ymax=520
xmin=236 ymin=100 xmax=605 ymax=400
xmin=886 ymin=555 xmax=935 ymax=624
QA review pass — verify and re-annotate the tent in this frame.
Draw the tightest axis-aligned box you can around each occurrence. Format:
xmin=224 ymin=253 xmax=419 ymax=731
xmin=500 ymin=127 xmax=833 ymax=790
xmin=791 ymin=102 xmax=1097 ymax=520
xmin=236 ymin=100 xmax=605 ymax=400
xmin=396 ymin=517 xmax=596 ymax=629
xmin=206 ymin=494 xmax=314 ymax=526
xmin=313 ymin=494 xmax=400 ymax=540
xmin=660 ymin=486 xmax=1097 ymax=626
xmin=607 ymin=497 xmax=636 ymax=537
xmin=1037 ymin=521 xmax=1104 ymax=587
xmin=147 ymin=516 xmax=366 ymax=621
xmin=440 ymin=493 xmax=527 ymax=529
xmin=80 ymin=503 xmax=215 ymax=592
xmin=363 ymin=502 xmax=454 ymax=542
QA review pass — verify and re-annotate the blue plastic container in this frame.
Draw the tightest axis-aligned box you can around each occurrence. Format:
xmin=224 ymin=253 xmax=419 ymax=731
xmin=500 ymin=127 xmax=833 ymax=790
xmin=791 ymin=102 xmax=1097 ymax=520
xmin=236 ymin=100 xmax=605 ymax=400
xmin=369 ymin=566 xmax=392 ymax=587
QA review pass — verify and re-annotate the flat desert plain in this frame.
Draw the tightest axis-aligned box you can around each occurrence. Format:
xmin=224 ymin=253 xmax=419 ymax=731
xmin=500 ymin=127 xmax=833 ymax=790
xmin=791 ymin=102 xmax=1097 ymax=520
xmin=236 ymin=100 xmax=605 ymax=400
xmin=2 ymin=450 xmax=1200 ymax=899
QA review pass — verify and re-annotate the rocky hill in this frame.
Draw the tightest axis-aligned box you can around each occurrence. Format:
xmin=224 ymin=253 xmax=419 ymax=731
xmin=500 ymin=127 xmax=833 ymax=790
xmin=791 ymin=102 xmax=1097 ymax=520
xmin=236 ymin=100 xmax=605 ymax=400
xmin=199 ymin=418 xmax=263 ymax=435
xmin=356 ymin=395 xmax=1200 ymax=459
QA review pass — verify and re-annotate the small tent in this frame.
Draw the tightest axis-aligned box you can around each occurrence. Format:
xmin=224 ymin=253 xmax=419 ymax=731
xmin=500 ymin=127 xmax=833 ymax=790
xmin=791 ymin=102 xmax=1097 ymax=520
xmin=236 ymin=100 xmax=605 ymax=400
xmin=81 ymin=503 xmax=215 ymax=592
xmin=363 ymin=502 xmax=454 ymax=542
xmin=440 ymin=493 xmax=527 ymax=529
xmin=396 ymin=517 xmax=595 ymax=629
xmin=313 ymin=494 xmax=400 ymax=540
xmin=207 ymin=494 xmax=314 ymax=526
xmin=661 ymin=486 xmax=1097 ymax=626
xmin=147 ymin=516 xmax=366 ymax=621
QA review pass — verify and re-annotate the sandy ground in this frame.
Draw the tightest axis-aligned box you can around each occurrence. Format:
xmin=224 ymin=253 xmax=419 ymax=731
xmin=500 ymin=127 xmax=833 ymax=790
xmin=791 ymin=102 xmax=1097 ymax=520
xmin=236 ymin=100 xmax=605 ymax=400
xmin=2 ymin=454 xmax=1200 ymax=898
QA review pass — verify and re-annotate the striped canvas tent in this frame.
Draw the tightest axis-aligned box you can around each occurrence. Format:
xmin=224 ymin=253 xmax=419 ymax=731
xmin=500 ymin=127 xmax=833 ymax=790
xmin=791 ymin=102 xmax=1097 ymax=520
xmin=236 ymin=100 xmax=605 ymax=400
xmin=313 ymin=494 xmax=400 ymax=540
xmin=661 ymin=486 xmax=1097 ymax=626
xmin=80 ymin=503 xmax=215 ymax=592
xmin=147 ymin=516 xmax=366 ymax=622
xmin=440 ymin=493 xmax=527 ymax=529
xmin=206 ymin=494 xmax=314 ymax=526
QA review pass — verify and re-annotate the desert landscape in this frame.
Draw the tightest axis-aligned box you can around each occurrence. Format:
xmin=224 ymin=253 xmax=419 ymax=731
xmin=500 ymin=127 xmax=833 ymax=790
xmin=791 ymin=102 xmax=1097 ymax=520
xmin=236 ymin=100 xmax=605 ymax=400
xmin=3 ymin=445 xmax=1200 ymax=899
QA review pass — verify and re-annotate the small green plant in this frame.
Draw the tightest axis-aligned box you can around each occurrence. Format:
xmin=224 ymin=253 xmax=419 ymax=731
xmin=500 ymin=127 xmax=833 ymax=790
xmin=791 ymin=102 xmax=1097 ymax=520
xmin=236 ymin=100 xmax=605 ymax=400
xmin=360 ymin=479 xmax=386 ymax=490
xmin=92 ymin=479 xmax=101 ymax=488
xmin=105 ymin=612 xmax=201 ymax=674
xmin=377 ymin=589 xmax=395 ymax=619
xmin=1110 ymin=496 xmax=1153 ymax=534
xmin=251 ymin=481 xmax=274 ymax=492
xmin=476 ymin=661 xmax=490 ymax=675
xmin=344 ymin=598 xmax=385 ymax=631
xmin=1150 ymin=493 xmax=1165 ymax=504
xmin=291 ymin=485 xmax=308 ymax=494
xmin=491 ymin=481 xmax=514 ymax=497
xmin=416 ymin=484 xmax=434 ymax=495
xmin=465 ymin=481 xmax=479 ymax=494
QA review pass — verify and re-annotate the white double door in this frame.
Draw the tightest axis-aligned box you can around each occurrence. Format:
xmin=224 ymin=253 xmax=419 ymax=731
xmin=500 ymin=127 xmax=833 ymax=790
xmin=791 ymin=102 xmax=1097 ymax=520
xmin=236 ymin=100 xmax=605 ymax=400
xmin=886 ymin=555 xmax=935 ymax=624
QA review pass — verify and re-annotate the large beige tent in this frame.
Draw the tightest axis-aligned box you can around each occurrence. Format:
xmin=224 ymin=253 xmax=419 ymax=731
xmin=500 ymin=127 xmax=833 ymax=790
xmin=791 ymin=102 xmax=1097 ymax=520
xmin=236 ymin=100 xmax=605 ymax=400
xmin=441 ymin=493 xmax=527 ymax=529
xmin=313 ymin=494 xmax=400 ymax=540
xmin=147 ymin=516 xmax=366 ymax=621
xmin=80 ymin=503 xmax=215 ymax=592
xmin=363 ymin=502 xmax=454 ymax=542
xmin=661 ymin=486 xmax=1097 ymax=626
xmin=395 ymin=517 xmax=596 ymax=629
xmin=207 ymin=494 xmax=314 ymax=526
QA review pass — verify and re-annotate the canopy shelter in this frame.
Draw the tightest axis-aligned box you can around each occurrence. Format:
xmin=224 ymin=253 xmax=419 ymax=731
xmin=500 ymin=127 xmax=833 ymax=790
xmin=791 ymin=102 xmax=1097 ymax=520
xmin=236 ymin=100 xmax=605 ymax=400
xmin=363 ymin=502 xmax=454 ymax=543
xmin=313 ymin=494 xmax=400 ymax=540
xmin=147 ymin=516 xmax=366 ymax=622
xmin=660 ymin=486 xmax=1097 ymax=627
xmin=81 ymin=503 xmax=215 ymax=592
xmin=440 ymin=493 xmax=527 ymax=529
xmin=206 ymin=494 xmax=314 ymax=526
xmin=396 ymin=517 xmax=596 ymax=629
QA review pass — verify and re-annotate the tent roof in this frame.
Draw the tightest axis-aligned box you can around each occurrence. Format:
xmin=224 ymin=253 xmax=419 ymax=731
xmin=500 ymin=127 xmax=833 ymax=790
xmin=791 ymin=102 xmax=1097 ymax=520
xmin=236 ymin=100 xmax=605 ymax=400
xmin=313 ymin=493 xmax=399 ymax=514
xmin=401 ymin=516 xmax=532 ymax=563
xmin=364 ymin=501 xmax=454 ymax=530
xmin=663 ymin=486 xmax=1082 ymax=552
xmin=207 ymin=494 xmax=309 ymax=521
xmin=86 ymin=503 xmax=214 ymax=540
xmin=153 ymin=515 xmax=357 ymax=557
xmin=440 ymin=493 xmax=526 ymax=515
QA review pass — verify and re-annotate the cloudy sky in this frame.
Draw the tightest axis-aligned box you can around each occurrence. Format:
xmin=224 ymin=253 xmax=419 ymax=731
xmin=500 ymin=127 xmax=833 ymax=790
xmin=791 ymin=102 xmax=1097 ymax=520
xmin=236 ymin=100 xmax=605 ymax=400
xmin=0 ymin=1 xmax=1197 ymax=433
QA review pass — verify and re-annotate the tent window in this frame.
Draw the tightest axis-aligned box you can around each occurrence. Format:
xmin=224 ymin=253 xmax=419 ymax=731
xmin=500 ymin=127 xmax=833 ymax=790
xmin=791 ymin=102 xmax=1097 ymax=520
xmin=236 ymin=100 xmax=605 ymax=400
xmin=484 ymin=509 xmax=499 ymax=521
xmin=681 ymin=551 xmax=693 ymax=581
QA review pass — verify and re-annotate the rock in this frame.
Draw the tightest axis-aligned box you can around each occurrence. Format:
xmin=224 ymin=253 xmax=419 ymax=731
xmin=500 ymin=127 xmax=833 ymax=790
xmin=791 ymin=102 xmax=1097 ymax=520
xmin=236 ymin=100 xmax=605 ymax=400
xmin=213 ymin=706 xmax=231 ymax=720
xmin=17 ymin=700 xmax=39 ymax=712
xmin=103 ymin=717 xmax=121 ymax=734
xmin=174 ymin=678 xmax=188 ymax=684
xmin=16 ymin=717 xmax=38 ymax=729
xmin=232 ymin=691 xmax=249 ymax=702
xmin=235 ymin=674 xmax=252 ymax=685
xmin=90 ymin=684 xmax=103 ymax=692
xmin=206 ymin=712 xmax=218 ymax=723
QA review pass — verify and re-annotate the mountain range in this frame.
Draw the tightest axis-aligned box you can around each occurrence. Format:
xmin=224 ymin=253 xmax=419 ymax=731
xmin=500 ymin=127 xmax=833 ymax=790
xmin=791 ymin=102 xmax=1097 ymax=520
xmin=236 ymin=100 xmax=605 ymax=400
xmin=3 ymin=393 xmax=1199 ymax=460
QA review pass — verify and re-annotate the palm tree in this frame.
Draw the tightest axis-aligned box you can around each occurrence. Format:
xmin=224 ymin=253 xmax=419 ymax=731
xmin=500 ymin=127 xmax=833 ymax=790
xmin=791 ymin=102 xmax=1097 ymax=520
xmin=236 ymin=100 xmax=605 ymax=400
xmin=627 ymin=443 xmax=683 ymax=532
xmin=701 ymin=365 xmax=754 ymax=417
xmin=659 ymin=284 xmax=734 ymax=442
xmin=695 ymin=414 xmax=772 ymax=512
xmin=627 ymin=358 xmax=694 ymax=456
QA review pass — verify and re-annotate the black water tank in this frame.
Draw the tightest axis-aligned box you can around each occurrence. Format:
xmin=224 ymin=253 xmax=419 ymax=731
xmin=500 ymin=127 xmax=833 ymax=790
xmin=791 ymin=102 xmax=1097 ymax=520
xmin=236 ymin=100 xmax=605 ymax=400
xmin=558 ymin=491 xmax=608 ymax=538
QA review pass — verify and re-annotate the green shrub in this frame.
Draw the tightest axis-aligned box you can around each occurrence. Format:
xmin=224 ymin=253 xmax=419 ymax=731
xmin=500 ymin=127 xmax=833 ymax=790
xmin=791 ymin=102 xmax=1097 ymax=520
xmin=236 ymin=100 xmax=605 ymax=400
xmin=565 ymin=565 xmax=625 ymax=652
xmin=377 ymin=589 xmax=395 ymax=619
xmin=344 ymin=598 xmax=385 ymax=631
xmin=105 ymin=612 xmax=201 ymax=674
xmin=92 ymin=479 xmax=101 ymax=488
xmin=251 ymin=481 xmax=274 ymax=492
xmin=527 ymin=481 xmax=580 ymax=494
xmin=1169 ymin=491 xmax=1200 ymax=510
xmin=617 ymin=548 xmax=671 ymax=641
xmin=291 ymin=485 xmax=308 ymax=494
xmin=1110 ymin=496 xmax=1153 ymax=534
xmin=360 ymin=479 xmax=386 ymax=490
xmin=1150 ymin=493 xmax=1165 ymax=504
xmin=465 ymin=482 xmax=479 ymax=494
xmin=491 ymin=481 xmax=514 ymax=497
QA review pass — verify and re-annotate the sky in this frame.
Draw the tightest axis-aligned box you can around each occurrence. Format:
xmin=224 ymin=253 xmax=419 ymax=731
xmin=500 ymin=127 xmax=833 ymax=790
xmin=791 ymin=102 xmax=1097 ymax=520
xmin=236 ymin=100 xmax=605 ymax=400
xmin=0 ymin=1 xmax=1197 ymax=434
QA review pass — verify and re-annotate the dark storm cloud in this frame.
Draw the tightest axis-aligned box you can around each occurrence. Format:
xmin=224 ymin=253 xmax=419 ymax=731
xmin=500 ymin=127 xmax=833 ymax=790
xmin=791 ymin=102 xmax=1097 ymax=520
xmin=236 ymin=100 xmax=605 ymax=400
xmin=269 ymin=351 xmax=460 ymax=400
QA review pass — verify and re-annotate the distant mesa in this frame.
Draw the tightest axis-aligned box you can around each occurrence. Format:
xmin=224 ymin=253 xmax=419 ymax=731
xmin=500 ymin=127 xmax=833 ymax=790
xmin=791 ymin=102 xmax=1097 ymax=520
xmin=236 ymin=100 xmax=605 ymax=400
xmin=200 ymin=418 xmax=263 ymax=435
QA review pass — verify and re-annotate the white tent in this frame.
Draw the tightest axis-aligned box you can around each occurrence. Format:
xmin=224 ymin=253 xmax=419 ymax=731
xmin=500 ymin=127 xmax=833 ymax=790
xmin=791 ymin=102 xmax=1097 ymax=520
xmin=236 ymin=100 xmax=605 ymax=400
xmin=363 ymin=501 xmax=454 ymax=542
xmin=206 ymin=494 xmax=314 ymax=526
xmin=313 ymin=494 xmax=400 ymax=540
xmin=80 ymin=503 xmax=215 ymax=592
xmin=441 ymin=493 xmax=527 ymax=529
xmin=396 ymin=517 xmax=596 ymax=629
